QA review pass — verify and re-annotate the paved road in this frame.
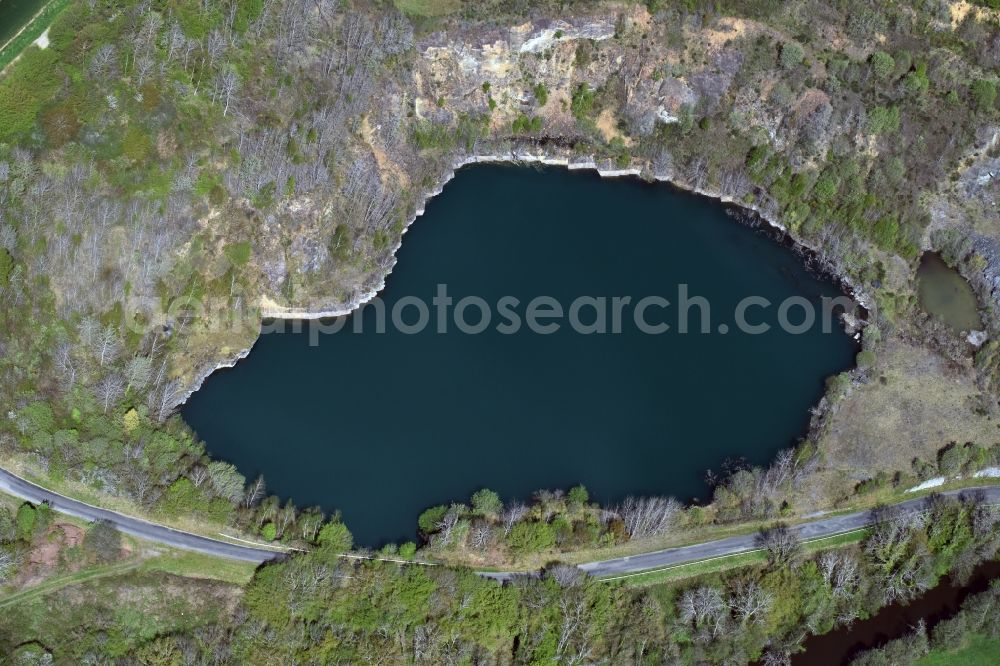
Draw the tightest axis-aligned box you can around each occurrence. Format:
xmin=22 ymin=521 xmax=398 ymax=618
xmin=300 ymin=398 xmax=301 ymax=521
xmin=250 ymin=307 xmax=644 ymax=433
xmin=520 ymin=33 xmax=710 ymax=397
xmin=481 ymin=485 xmax=1000 ymax=581
xmin=0 ymin=468 xmax=281 ymax=563
xmin=3 ymin=467 xmax=998 ymax=576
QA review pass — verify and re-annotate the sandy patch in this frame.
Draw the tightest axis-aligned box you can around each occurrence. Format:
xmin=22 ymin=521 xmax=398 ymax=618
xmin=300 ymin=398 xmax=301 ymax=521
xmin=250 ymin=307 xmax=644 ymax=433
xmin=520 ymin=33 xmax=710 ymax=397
xmin=362 ymin=116 xmax=408 ymax=188
xmin=703 ymin=18 xmax=752 ymax=50
xmin=949 ymin=1 xmax=987 ymax=28
xmin=596 ymin=108 xmax=629 ymax=144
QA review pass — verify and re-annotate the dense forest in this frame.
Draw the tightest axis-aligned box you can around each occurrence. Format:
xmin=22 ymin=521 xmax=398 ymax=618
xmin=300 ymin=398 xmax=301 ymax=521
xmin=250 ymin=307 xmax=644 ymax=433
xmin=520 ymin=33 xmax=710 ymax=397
xmin=3 ymin=491 xmax=999 ymax=663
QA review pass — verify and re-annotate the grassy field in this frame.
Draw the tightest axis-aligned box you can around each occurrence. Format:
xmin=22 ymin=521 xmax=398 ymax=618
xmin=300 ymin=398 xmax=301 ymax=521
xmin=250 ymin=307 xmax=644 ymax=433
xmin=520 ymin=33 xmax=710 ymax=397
xmin=393 ymin=0 xmax=462 ymax=17
xmin=0 ymin=560 xmax=142 ymax=611
xmin=811 ymin=337 xmax=999 ymax=508
xmin=140 ymin=550 xmax=258 ymax=585
xmin=0 ymin=548 xmax=254 ymax=611
xmin=0 ymin=569 xmax=241 ymax=658
xmin=917 ymin=634 xmax=1000 ymax=665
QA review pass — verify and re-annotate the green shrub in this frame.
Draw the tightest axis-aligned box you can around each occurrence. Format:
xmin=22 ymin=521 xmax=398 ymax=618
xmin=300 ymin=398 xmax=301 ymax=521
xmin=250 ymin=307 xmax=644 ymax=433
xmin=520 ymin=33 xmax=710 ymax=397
xmin=870 ymin=51 xmax=895 ymax=79
xmin=471 ymin=488 xmax=502 ymax=517
xmin=904 ymin=63 xmax=929 ymax=96
xmin=567 ymin=484 xmax=589 ymax=506
xmin=83 ymin=520 xmax=122 ymax=563
xmin=813 ymin=173 xmax=839 ymax=201
xmin=571 ymin=82 xmax=596 ymax=120
xmin=511 ymin=114 xmax=542 ymax=134
xmin=938 ymin=443 xmax=967 ymax=477
xmin=867 ymin=106 xmax=901 ymax=134
xmin=161 ymin=478 xmax=198 ymax=517
xmin=779 ymin=41 xmax=804 ymax=69
xmin=261 ymin=522 xmax=277 ymax=541
xmin=506 ymin=521 xmax=556 ymax=553
xmin=871 ymin=216 xmax=900 ymax=251
xmin=855 ymin=472 xmax=888 ymax=494
xmin=317 ymin=522 xmax=353 ymax=551
xmin=418 ymin=505 xmax=447 ymax=533
xmin=15 ymin=503 xmax=37 ymax=541
xmin=224 ymin=242 xmax=252 ymax=266
xmin=411 ymin=122 xmax=454 ymax=150
xmin=931 ymin=614 xmax=969 ymax=651
xmin=533 ymin=82 xmax=549 ymax=106
xmin=0 ymin=48 xmax=60 ymax=141
xmin=856 ymin=349 xmax=876 ymax=367
xmin=971 ymin=79 xmax=998 ymax=112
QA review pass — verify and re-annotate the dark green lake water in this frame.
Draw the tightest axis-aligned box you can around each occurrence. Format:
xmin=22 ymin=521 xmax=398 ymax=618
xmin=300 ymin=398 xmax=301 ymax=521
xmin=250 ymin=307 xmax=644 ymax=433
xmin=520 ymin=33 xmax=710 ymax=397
xmin=0 ymin=0 xmax=46 ymax=49
xmin=183 ymin=165 xmax=858 ymax=545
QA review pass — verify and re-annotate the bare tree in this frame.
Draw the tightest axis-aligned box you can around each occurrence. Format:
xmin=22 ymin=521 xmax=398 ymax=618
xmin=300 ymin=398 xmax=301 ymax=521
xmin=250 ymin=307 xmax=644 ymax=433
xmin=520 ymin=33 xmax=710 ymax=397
xmin=298 ymin=508 xmax=325 ymax=543
xmin=470 ymin=523 xmax=493 ymax=551
xmin=214 ymin=68 xmax=240 ymax=116
xmin=546 ymin=563 xmax=585 ymax=588
xmin=148 ymin=379 xmax=182 ymax=422
xmin=0 ymin=549 xmax=15 ymax=583
xmin=96 ymin=373 xmax=125 ymax=413
xmin=93 ymin=325 xmax=121 ymax=367
xmin=435 ymin=504 xmax=464 ymax=546
xmin=207 ymin=461 xmax=246 ymax=504
xmin=865 ymin=505 xmax=934 ymax=603
xmin=678 ymin=585 xmax=729 ymax=637
xmin=124 ymin=355 xmax=152 ymax=392
xmin=190 ymin=465 xmax=209 ymax=488
xmin=819 ymin=550 xmax=860 ymax=598
xmin=755 ymin=523 xmax=801 ymax=568
xmin=730 ymin=579 xmax=773 ymax=626
xmin=255 ymin=496 xmax=279 ymax=529
xmin=89 ymin=44 xmax=118 ymax=79
xmin=243 ymin=475 xmax=266 ymax=509
xmin=276 ymin=501 xmax=297 ymax=537
xmin=54 ymin=342 xmax=77 ymax=393
xmin=556 ymin=594 xmax=594 ymax=664
xmin=501 ymin=501 xmax=527 ymax=535
xmin=78 ymin=316 xmax=101 ymax=348
xmin=614 ymin=496 xmax=682 ymax=539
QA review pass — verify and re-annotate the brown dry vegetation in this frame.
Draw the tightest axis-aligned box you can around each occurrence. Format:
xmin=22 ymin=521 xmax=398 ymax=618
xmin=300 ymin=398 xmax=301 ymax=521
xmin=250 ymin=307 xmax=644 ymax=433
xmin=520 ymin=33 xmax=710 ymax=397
xmin=809 ymin=337 xmax=1000 ymax=509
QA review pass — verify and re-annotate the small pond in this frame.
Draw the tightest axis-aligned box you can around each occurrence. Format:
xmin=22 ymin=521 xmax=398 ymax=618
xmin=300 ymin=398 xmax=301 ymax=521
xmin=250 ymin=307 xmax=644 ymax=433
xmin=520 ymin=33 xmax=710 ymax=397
xmin=916 ymin=252 xmax=981 ymax=333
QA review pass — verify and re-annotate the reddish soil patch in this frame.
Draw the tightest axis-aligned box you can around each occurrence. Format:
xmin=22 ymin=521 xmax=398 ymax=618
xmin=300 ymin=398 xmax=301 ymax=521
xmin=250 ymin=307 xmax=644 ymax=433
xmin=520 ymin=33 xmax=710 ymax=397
xmin=21 ymin=523 xmax=86 ymax=584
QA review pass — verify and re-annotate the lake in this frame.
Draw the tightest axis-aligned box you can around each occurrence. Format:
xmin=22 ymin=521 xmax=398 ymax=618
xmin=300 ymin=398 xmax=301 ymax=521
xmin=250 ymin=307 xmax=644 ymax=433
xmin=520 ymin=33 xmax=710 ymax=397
xmin=183 ymin=164 xmax=858 ymax=545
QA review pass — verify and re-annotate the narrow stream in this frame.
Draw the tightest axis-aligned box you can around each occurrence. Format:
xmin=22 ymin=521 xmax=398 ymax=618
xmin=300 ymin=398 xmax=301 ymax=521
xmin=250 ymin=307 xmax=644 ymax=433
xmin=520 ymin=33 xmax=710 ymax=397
xmin=795 ymin=560 xmax=1000 ymax=665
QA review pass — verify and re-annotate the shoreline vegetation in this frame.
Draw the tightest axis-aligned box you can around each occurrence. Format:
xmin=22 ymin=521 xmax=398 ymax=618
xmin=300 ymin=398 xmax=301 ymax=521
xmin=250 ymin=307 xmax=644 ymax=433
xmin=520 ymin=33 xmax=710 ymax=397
xmin=0 ymin=0 xmax=67 ymax=73
xmin=6 ymin=478 xmax=998 ymax=662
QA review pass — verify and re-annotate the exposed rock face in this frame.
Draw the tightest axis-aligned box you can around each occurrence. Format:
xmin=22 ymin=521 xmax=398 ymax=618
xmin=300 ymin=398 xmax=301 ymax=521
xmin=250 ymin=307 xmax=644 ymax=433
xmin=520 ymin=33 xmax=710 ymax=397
xmin=972 ymin=234 xmax=1000 ymax=306
xmin=174 ymin=6 xmax=996 ymax=402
